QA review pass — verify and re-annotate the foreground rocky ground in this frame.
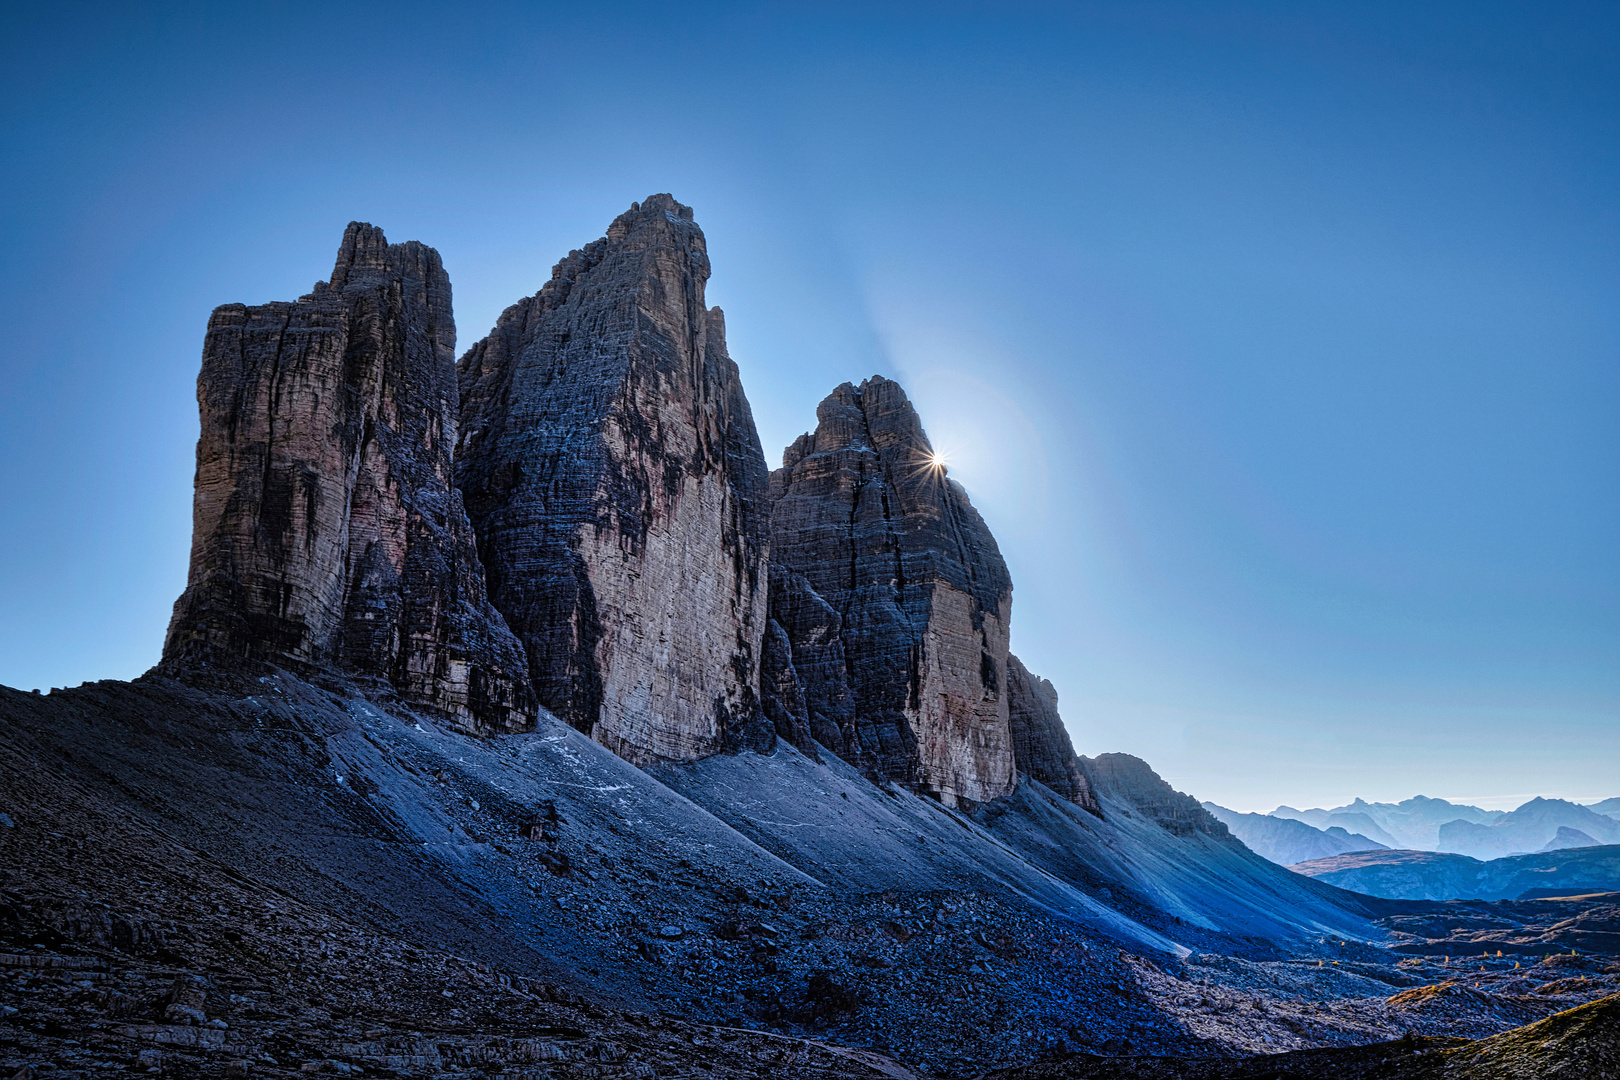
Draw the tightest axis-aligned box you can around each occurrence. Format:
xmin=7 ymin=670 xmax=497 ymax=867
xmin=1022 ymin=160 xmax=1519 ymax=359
xmin=0 ymin=724 xmax=931 ymax=1079
xmin=3 ymin=674 xmax=1618 ymax=1077
xmin=983 ymin=995 xmax=1620 ymax=1079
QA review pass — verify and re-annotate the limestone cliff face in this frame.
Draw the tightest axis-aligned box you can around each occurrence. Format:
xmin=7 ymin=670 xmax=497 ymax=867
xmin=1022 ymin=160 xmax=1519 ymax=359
xmin=456 ymin=195 xmax=772 ymax=765
xmin=1006 ymin=654 xmax=1100 ymax=815
xmin=767 ymin=377 xmax=1015 ymax=806
xmin=163 ymin=224 xmax=534 ymax=734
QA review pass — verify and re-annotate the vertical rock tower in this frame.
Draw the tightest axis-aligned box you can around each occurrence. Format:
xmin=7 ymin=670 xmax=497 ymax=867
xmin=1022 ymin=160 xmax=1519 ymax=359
xmin=160 ymin=196 xmax=1079 ymax=794
xmin=163 ymin=224 xmax=534 ymax=734
xmin=456 ymin=195 xmax=772 ymax=764
xmin=767 ymin=377 xmax=1016 ymax=806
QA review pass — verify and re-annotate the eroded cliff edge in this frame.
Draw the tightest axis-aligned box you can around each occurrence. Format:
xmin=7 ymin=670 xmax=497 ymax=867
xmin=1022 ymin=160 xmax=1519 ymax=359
xmin=162 ymin=223 xmax=533 ymax=734
xmin=1007 ymin=653 xmax=1101 ymax=813
xmin=455 ymin=195 xmax=772 ymax=764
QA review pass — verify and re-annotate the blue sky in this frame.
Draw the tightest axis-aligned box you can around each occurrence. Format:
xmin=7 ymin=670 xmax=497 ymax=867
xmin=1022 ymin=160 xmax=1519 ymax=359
xmin=2 ymin=2 xmax=1615 ymax=811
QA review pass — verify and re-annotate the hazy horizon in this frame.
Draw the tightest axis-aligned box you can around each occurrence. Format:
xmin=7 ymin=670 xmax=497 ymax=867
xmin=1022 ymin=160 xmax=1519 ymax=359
xmin=3 ymin=3 xmax=1615 ymax=813
xmin=1202 ymin=791 xmax=1619 ymax=816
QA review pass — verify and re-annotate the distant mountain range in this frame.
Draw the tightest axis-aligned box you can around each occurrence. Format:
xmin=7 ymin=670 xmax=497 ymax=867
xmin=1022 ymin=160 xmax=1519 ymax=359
xmin=1204 ymin=794 xmax=1620 ymax=868
xmin=1290 ymin=844 xmax=1620 ymax=902
xmin=1273 ymin=796 xmax=1501 ymax=851
xmin=1201 ymin=802 xmax=1387 ymax=865
xmin=1272 ymin=795 xmax=1620 ymax=859
xmin=1436 ymin=798 xmax=1620 ymax=859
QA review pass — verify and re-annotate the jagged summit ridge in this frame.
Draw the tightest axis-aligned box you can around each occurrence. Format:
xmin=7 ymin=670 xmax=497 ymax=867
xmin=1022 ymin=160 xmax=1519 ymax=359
xmin=163 ymin=222 xmax=533 ymax=734
xmin=1085 ymin=753 xmax=1229 ymax=838
xmin=455 ymin=195 xmax=772 ymax=764
xmin=160 ymin=197 xmax=1096 ymax=799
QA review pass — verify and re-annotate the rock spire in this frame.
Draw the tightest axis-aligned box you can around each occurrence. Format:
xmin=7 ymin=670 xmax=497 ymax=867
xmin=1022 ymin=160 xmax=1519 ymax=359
xmin=766 ymin=377 xmax=1016 ymax=806
xmin=455 ymin=195 xmax=773 ymax=764
xmin=163 ymin=223 xmax=534 ymax=734
xmin=161 ymin=197 xmax=1086 ymax=798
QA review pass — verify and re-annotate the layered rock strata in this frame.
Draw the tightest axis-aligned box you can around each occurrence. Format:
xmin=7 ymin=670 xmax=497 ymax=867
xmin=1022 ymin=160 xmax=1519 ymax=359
xmin=1006 ymin=654 xmax=1101 ymax=814
xmin=767 ymin=377 xmax=1015 ymax=806
xmin=163 ymin=224 xmax=534 ymax=734
xmin=161 ymin=196 xmax=1071 ymax=794
xmin=456 ymin=195 xmax=772 ymax=764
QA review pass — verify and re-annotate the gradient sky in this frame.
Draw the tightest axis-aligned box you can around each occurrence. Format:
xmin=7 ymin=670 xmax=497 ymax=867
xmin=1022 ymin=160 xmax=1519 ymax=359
xmin=2 ymin=2 xmax=1615 ymax=812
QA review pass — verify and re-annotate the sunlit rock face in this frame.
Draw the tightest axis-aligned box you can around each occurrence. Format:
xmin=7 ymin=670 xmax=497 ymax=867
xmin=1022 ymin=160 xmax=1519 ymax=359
xmin=767 ymin=376 xmax=1016 ymax=806
xmin=1006 ymin=654 xmax=1101 ymax=814
xmin=163 ymin=223 xmax=534 ymax=735
xmin=455 ymin=195 xmax=773 ymax=764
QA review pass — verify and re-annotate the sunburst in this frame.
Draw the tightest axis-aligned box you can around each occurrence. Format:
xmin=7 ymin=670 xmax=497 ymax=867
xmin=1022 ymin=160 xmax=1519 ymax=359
xmin=906 ymin=445 xmax=950 ymax=483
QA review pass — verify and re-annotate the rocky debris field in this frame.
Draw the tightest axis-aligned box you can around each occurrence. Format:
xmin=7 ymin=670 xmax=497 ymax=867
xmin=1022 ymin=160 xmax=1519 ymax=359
xmin=977 ymin=994 xmax=1620 ymax=1079
xmin=12 ymin=744 xmax=1615 ymax=1080
xmin=1085 ymin=895 xmax=1620 ymax=1065
xmin=0 ymin=680 xmax=1192 ymax=1077
xmin=0 ymin=673 xmax=1214 ymax=1073
xmin=4 ymin=673 xmax=1619 ymax=1078
xmin=1121 ymin=934 xmax=1620 ymax=1056
xmin=1372 ymin=893 xmax=1620 ymax=957
xmin=0 ymin=726 xmax=933 ymax=1080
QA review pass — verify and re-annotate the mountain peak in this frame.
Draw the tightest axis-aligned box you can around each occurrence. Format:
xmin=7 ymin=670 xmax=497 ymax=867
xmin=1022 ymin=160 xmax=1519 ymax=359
xmin=455 ymin=196 xmax=767 ymax=763
xmin=162 ymin=222 xmax=528 ymax=733
xmin=766 ymin=372 xmax=1015 ymax=805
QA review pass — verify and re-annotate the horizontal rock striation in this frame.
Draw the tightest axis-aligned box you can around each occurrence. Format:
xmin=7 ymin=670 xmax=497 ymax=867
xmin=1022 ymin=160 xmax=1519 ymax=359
xmin=455 ymin=195 xmax=772 ymax=764
xmin=767 ymin=377 xmax=1015 ymax=806
xmin=1006 ymin=654 xmax=1100 ymax=814
xmin=160 ymin=195 xmax=1089 ymax=801
xmin=163 ymin=223 xmax=534 ymax=734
